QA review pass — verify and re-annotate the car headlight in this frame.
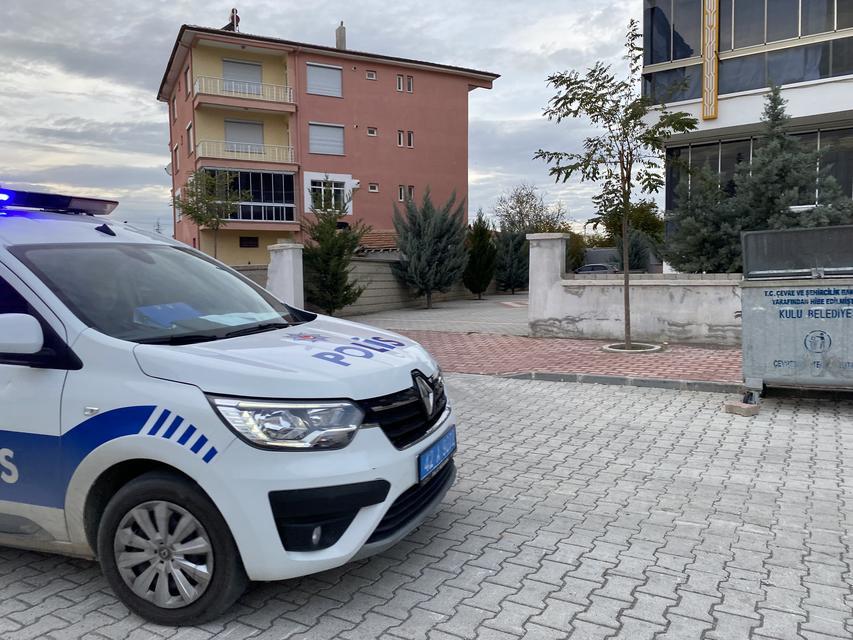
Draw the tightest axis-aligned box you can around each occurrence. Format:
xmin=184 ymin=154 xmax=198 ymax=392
xmin=209 ymin=397 xmax=364 ymax=450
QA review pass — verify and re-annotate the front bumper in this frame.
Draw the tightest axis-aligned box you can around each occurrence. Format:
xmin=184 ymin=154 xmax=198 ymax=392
xmin=210 ymin=407 xmax=457 ymax=581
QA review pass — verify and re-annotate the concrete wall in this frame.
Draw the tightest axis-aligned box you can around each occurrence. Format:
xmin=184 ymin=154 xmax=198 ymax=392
xmin=529 ymin=234 xmax=742 ymax=346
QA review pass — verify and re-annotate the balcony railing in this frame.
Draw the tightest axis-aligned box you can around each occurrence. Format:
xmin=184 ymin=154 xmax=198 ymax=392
xmin=194 ymin=76 xmax=294 ymax=103
xmin=196 ymin=140 xmax=295 ymax=163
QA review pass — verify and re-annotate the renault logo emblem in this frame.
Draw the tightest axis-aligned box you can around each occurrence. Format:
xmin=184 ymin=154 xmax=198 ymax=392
xmin=414 ymin=374 xmax=435 ymax=415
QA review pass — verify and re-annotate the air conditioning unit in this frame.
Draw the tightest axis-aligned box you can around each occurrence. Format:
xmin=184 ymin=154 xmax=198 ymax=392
xmin=351 ymin=179 xmax=361 ymax=190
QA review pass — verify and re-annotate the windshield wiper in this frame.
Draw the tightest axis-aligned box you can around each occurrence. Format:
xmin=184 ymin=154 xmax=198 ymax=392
xmin=224 ymin=322 xmax=290 ymax=338
xmin=135 ymin=334 xmax=222 ymax=346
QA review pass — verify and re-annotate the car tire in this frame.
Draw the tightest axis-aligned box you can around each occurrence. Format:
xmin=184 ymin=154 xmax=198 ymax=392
xmin=97 ymin=470 xmax=248 ymax=625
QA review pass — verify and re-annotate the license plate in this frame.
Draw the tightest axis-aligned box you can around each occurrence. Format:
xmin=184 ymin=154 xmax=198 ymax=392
xmin=418 ymin=426 xmax=457 ymax=482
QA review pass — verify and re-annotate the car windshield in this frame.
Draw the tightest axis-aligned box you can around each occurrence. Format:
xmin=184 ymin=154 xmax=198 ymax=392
xmin=10 ymin=243 xmax=296 ymax=344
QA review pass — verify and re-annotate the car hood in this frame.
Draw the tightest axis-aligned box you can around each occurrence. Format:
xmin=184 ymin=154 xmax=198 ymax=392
xmin=133 ymin=315 xmax=438 ymax=400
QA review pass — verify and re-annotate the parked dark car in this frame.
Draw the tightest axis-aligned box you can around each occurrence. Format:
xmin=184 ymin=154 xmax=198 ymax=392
xmin=574 ymin=263 xmax=617 ymax=274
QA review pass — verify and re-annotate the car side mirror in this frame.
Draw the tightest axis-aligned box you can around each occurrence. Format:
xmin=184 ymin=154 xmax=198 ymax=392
xmin=0 ymin=314 xmax=44 ymax=355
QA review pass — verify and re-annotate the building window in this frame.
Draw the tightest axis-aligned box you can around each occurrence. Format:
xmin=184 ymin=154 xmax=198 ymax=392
xmin=406 ymin=75 xmax=414 ymax=92
xmin=366 ymin=70 xmax=377 ymax=80
xmin=206 ymin=169 xmax=296 ymax=222
xmin=397 ymin=130 xmax=404 ymax=147
xmin=308 ymin=123 xmax=345 ymax=155
xmin=171 ymin=97 xmax=177 ymax=121
xmin=239 ymin=236 xmax=260 ymax=248
xmin=222 ymin=60 xmax=263 ymax=95
xmin=184 ymin=67 xmax=191 ymax=96
xmin=717 ymin=36 xmax=853 ymax=96
xmin=307 ymin=63 xmax=343 ymax=97
xmin=174 ymin=188 xmax=182 ymax=222
xmin=407 ymin=131 xmax=414 ymax=148
xmin=407 ymin=185 xmax=415 ymax=200
xmin=186 ymin=122 xmax=194 ymax=155
xmin=664 ymin=127 xmax=853 ymax=209
xmin=310 ymin=179 xmax=346 ymax=210
xmin=368 ymin=183 xmax=379 ymax=192
xmin=396 ymin=74 xmax=404 ymax=91
xmin=642 ymin=64 xmax=702 ymax=102
xmin=367 ymin=127 xmax=378 ymax=136
xmin=398 ymin=185 xmax=405 ymax=201
xmin=173 ymin=144 xmax=179 ymax=172
xmin=643 ymin=0 xmax=702 ymax=64
xmin=224 ymin=120 xmax=264 ymax=154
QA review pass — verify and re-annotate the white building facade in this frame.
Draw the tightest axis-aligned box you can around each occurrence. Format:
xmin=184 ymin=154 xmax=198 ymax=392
xmin=643 ymin=0 xmax=853 ymax=211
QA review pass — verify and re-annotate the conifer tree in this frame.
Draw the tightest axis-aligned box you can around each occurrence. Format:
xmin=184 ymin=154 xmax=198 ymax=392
xmin=303 ymin=183 xmax=368 ymax=315
xmin=392 ymin=190 xmax=468 ymax=309
xmin=462 ymin=210 xmax=497 ymax=299
xmin=495 ymin=232 xmax=528 ymax=294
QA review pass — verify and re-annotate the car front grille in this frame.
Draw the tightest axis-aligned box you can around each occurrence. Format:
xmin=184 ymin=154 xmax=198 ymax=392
xmin=366 ymin=459 xmax=455 ymax=544
xmin=359 ymin=375 xmax=447 ymax=449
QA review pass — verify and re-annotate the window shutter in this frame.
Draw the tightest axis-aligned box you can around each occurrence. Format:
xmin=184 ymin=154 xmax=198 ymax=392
xmin=306 ymin=64 xmax=342 ymax=97
xmin=222 ymin=61 xmax=262 ymax=94
xmin=309 ymin=124 xmax=344 ymax=154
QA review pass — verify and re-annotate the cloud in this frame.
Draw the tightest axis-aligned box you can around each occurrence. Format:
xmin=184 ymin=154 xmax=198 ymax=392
xmin=22 ymin=117 xmax=166 ymax=156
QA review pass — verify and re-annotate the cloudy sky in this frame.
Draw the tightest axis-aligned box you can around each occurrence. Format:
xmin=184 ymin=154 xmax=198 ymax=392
xmin=0 ymin=0 xmax=638 ymax=234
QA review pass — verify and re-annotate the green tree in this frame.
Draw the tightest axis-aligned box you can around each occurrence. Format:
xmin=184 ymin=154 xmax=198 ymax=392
xmin=495 ymin=232 xmax=528 ymax=294
xmin=302 ymin=183 xmax=369 ymax=315
xmin=566 ymin=232 xmax=587 ymax=272
xmin=614 ymin=229 xmax=651 ymax=272
xmin=587 ymin=198 xmax=664 ymax=244
xmin=664 ymin=166 xmax=741 ymax=273
xmin=666 ymin=85 xmax=853 ymax=272
xmin=493 ymin=184 xmax=567 ymax=233
xmin=462 ymin=210 xmax=497 ymax=300
xmin=174 ymin=169 xmax=251 ymax=259
xmin=392 ymin=190 xmax=468 ymax=309
xmin=534 ymin=20 xmax=697 ymax=348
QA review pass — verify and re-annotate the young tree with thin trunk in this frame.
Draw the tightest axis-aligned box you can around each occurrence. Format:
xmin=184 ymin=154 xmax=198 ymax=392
xmin=534 ymin=20 xmax=697 ymax=348
xmin=463 ymin=210 xmax=497 ymax=300
xmin=392 ymin=190 xmax=468 ymax=309
xmin=173 ymin=169 xmax=250 ymax=259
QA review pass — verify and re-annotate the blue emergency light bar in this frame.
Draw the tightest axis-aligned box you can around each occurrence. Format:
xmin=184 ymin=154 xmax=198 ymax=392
xmin=0 ymin=188 xmax=118 ymax=216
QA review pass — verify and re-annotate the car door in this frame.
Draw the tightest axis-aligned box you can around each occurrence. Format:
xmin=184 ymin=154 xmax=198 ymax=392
xmin=0 ymin=264 xmax=70 ymax=541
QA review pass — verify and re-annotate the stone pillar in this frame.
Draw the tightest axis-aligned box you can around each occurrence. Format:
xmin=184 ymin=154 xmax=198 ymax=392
xmin=267 ymin=243 xmax=304 ymax=308
xmin=526 ymin=233 xmax=568 ymax=329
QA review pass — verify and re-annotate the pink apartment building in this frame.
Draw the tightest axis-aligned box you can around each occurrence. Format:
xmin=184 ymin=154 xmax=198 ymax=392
xmin=157 ymin=19 xmax=498 ymax=265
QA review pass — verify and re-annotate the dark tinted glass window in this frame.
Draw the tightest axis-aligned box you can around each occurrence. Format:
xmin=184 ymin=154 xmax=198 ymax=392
xmin=839 ymin=0 xmax=853 ymax=29
xmin=767 ymin=43 xmax=830 ymax=86
xmin=734 ymin=0 xmax=765 ymax=48
xmin=792 ymin=132 xmax=819 ymax=204
xmin=820 ymin=128 xmax=853 ymax=198
xmin=719 ymin=53 xmax=766 ymax=94
xmin=644 ymin=0 xmax=673 ymax=64
xmin=665 ymin=147 xmax=685 ymax=210
xmin=643 ymin=64 xmax=702 ymax=102
xmin=673 ymin=0 xmax=702 ymax=59
xmin=832 ymin=37 xmax=853 ymax=77
xmin=720 ymin=139 xmax=751 ymax=195
xmin=0 ymin=278 xmax=28 ymax=315
xmin=239 ymin=236 xmax=260 ymax=248
xmin=690 ymin=143 xmax=719 ymax=174
xmin=719 ymin=0 xmax=733 ymax=50
xmin=767 ymin=0 xmax=800 ymax=41
xmin=801 ymin=0 xmax=834 ymax=35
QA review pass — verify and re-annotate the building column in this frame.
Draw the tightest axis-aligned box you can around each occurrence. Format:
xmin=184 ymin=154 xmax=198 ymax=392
xmin=267 ymin=242 xmax=304 ymax=307
xmin=526 ymin=233 xmax=568 ymax=327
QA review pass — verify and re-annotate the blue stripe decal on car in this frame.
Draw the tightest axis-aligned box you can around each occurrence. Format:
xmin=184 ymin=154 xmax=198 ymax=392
xmin=177 ymin=425 xmax=197 ymax=446
xmin=202 ymin=447 xmax=218 ymax=463
xmin=161 ymin=416 xmax=183 ymax=440
xmin=190 ymin=435 xmax=208 ymax=454
xmin=147 ymin=410 xmax=171 ymax=436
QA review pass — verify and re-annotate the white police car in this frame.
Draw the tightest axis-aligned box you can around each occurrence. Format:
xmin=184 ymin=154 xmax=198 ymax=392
xmin=0 ymin=188 xmax=457 ymax=624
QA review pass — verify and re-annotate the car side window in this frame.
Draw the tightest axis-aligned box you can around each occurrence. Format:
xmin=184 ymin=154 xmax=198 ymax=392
xmin=0 ymin=277 xmax=30 ymax=315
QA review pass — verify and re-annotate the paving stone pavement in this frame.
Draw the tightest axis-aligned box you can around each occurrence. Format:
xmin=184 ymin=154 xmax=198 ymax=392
xmin=1 ymin=374 xmax=852 ymax=640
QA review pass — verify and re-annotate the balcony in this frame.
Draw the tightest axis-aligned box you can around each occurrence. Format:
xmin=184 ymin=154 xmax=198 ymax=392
xmin=196 ymin=139 xmax=295 ymax=164
xmin=193 ymin=76 xmax=295 ymax=113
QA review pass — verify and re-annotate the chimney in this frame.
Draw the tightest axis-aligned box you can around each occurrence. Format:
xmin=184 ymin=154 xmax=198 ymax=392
xmin=335 ymin=21 xmax=346 ymax=49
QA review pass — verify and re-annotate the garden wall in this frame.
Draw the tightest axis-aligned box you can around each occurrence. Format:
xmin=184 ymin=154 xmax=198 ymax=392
xmin=528 ymin=233 xmax=742 ymax=346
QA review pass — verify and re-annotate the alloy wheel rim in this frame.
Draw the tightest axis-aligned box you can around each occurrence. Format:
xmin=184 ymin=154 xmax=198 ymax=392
xmin=113 ymin=500 xmax=214 ymax=609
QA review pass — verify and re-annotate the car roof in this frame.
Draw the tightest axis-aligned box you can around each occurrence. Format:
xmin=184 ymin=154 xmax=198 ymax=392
xmin=0 ymin=210 xmax=178 ymax=248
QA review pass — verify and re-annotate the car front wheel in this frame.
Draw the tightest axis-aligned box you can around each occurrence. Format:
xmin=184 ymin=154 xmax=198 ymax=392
xmin=97 ymin=470 xmax=248 ymax=625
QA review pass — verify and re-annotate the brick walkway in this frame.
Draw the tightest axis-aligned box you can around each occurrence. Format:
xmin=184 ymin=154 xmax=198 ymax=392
xmin=400 ymin=331 xmax=742 ymax=383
